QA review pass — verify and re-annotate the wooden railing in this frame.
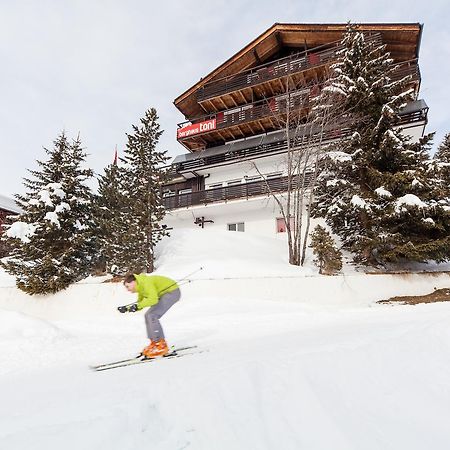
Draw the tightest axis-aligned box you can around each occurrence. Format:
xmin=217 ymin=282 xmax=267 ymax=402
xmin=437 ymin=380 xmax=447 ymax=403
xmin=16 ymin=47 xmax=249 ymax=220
xmin=179 ymin=59 xmax=421 ymax=143
xmin=163 ymin=175 xmax=313 ymax=210
xmin=196 ymin=33 xmax=384 ymax=102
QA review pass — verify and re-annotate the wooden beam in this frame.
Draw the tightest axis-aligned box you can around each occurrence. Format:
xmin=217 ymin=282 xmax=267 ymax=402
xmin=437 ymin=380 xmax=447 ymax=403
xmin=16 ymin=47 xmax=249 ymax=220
xmin=210 ymin=98 xmax=223 ymax=112
xmin=265 ymin=82 xmax=275 ymax=97
xmin=277 ymin=78 xmax=285 ymax=91
xmin=255 ymin=120 xmax=266 ymax=133
xmin=226 ymin=127 xmax=237 ymax=140
xmin=236 ymin=125 xmax=246 ymax=138
xmin=265 ymin=116 xmax=275 ymax=129
xmin=199 ymin=102 xmax=210 ymax=113
xmin=253 ymin=48 xmax=262 ymax=65
xmin=275 ymin=31 xmax=283 ymax=49
xmin=218 ymin=97 xmax=228 ymax=110
xmin=228 ymin=93 xmax=239 ymax=107
xmin=216 ymin=130 xmax=227 ymax=141
xmin=237 ymin=90 xmax=248 ymax=103
xmin=205 ymin=99 xmax=220 ymax=113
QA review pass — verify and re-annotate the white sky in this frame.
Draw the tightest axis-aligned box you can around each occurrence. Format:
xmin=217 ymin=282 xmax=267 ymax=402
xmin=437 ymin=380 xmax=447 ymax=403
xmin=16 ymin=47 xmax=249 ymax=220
xmin=1 ymin=0 xmax=449 ymax=197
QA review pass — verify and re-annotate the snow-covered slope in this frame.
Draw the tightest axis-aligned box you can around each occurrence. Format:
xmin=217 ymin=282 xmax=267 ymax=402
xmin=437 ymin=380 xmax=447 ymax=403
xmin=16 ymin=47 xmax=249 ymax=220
xmin=1 ymin=230 xmax=450 ymax=449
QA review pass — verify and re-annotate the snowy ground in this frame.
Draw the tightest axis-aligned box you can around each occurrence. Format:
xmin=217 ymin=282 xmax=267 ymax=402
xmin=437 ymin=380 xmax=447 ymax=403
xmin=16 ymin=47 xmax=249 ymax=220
xmin=1 ymin=230 xmax=450 ymax=449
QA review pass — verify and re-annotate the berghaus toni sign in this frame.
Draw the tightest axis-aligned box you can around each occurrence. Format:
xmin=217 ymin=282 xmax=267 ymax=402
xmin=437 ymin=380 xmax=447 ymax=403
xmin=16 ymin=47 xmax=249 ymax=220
xmin=177 ymin=118 xmax=217 ymax=139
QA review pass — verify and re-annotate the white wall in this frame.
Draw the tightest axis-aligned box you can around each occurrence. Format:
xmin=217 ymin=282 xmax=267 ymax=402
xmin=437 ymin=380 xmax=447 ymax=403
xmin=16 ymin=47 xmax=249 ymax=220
xmin=164 ymin=195 xmax=315 ymax=237
xmin=202 ymin=153 xmax=288 ymax=188
xmin=400 ymin=122 xmax=426 ymax=142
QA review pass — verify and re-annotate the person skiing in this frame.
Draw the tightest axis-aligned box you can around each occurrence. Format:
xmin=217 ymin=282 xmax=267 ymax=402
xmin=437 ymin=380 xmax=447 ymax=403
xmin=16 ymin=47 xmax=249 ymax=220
xmin=118 ymin=273 xmax=181 ymax=358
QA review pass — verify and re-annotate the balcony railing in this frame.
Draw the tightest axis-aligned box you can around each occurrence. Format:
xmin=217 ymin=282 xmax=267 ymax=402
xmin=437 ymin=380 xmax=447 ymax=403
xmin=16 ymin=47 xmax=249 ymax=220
xmin=176 ymin=124 xmax=348 ymax=172
xmin=173 ymin=100 xmax=428 ymax=173
xmin=163 ymin=176 xmax=313 ymax=210
xmin=178 ymin=59 xmax=421 ymax=144
xmin=196 ymin=33 xmax=383 ymax=103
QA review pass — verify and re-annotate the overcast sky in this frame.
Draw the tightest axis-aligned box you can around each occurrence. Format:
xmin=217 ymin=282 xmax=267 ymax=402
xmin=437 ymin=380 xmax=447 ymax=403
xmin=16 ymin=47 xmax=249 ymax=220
xmin=1 ymin=0 xmax=449 ymax=197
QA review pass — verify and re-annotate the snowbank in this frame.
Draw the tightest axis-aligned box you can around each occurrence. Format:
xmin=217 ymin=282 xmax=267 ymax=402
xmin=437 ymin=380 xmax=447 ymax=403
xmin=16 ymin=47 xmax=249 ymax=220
xmin=0 ymin=229 xmax=449 ymax=320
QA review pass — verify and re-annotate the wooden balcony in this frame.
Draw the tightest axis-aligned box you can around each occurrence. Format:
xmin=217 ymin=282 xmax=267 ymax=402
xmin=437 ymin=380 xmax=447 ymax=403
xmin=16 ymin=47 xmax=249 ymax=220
xmin=163 ymin=176 xmax=312 ymax=210
xmin=178 ymin=59 xmax=421 ymax=151
xmin=196 ymin=32 xmax=420 ymax=112
xmin=175 ymin=24 xmax=423 ymax=120
xmin=175 ymin=124 xmax=348 ymax=174
xmin=172 ymin=99 xmax=428 ymax=174
xmin=196 ymin=33 xmax=384 ymax=109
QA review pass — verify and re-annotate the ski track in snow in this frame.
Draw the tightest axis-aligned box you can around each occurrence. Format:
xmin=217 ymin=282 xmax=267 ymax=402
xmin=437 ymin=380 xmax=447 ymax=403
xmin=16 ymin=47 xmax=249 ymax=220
xmin=1 ymin=299 xmax=450 ymax=450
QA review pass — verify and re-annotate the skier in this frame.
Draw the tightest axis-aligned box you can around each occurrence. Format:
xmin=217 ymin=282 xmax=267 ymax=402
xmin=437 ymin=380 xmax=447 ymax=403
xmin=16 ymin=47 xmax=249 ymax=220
xmin=118 ymin=273 xmax=181 ymax=358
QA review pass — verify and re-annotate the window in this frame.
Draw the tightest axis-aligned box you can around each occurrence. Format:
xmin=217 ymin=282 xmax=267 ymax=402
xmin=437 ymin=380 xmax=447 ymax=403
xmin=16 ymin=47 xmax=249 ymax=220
xmin=228 ymin=222 xmax=245 ymax=232
xmin=162 ymin=190 xmax=175 ymax=198
xmin=178 ymin=188 xmax=192 ymax=195
xmin=276 ymin=217 xmax=294 ymax=233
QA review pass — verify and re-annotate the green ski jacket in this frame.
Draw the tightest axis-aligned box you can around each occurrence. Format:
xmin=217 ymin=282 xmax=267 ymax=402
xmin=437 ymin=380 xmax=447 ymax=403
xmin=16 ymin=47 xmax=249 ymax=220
xmin=134 ymin=274 xmax=179 ymax=310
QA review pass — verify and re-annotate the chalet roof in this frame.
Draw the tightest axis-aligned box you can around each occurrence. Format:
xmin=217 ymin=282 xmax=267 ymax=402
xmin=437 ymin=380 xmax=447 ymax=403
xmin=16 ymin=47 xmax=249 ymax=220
xmin=0 ymin=194 xmax=22 ymax=214
xmin=174 ymin=22 xmax=423 ymax=119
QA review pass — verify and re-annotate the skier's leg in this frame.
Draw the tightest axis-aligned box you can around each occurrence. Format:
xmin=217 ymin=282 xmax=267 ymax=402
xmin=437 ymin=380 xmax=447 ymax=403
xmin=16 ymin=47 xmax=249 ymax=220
xmin=144 ymin=289 xmax=181 ymax=341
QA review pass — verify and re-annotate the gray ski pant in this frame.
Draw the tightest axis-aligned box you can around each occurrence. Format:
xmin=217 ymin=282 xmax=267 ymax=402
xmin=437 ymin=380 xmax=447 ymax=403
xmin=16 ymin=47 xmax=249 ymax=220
xmin=144 ymin=288 xmax=181 ymax=341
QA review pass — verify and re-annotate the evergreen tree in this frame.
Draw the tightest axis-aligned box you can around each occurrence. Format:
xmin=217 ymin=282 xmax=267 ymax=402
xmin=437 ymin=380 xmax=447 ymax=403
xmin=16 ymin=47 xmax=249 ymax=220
xmin=433 ymin=133 xmax=450 ymax=200
xmin=310 ymin=225 xmax=342 ymax=274
xmin=312 ymin=27 xmax=450 ymax=265
xmin=0 ymin=133 xmax=97 ymax=294
xmin=116 ymin=108 xmax=169 ymax=273
xmin=95 ymin=160 xmax=128 ymax=273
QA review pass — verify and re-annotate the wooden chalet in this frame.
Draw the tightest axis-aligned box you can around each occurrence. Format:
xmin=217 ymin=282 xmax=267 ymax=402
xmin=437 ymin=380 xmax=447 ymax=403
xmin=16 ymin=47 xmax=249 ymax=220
xmin=164 ymin=23 xmax=428 ymax=213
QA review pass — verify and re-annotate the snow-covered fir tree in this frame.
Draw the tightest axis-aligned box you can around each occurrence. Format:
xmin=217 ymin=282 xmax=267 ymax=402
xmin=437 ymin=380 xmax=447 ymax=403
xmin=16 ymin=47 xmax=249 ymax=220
xmin=312 ymin=27 xmax=450 ymax=265
xmin=0 ymin=133 xmax=97 ymax=294
xmin=310 ymin=225 xmax=342 ymax=274
xmin=94 ymin=159 xmax=128 ymax=273
xmin=114 ymin=108 xmax=170 ymax=273
xmin=433 ymin=133 xmax=450 ymax=200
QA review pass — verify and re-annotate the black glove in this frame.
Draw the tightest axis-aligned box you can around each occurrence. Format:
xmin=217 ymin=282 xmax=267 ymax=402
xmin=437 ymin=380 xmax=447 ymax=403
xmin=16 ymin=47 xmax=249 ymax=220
xmin=117 ymin=305 xmax=128 ymax=313
xmin=128 ymin=303 xmax=138 ymax=313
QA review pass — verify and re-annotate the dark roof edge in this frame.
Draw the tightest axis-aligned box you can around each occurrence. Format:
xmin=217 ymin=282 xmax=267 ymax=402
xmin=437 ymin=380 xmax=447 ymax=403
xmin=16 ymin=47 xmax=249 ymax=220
xmin=416 ymin=23 xmax=424 ymax=59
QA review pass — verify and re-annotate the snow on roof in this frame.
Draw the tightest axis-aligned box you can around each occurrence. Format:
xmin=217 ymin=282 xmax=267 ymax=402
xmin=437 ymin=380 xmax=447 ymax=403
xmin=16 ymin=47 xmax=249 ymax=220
xmin=0 ymin=194 xmax=22 ymax=214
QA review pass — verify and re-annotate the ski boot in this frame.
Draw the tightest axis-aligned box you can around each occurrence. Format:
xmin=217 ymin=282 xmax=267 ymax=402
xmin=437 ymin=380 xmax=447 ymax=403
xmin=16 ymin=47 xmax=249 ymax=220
xmin=142 ymin=339 xmax=169 ymax=358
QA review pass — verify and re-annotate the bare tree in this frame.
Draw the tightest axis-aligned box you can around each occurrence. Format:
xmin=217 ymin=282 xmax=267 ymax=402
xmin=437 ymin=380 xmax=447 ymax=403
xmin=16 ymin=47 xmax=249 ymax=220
xmin=252 ymin=72 xmax=341 ymax=266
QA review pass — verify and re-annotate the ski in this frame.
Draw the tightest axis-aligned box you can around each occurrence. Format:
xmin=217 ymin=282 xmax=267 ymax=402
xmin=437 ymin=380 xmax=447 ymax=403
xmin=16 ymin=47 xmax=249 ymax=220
xmin=90 ymin=345 xmax=197 ymax=371
xmin=92 ymin=350 xmax=201 ymax=372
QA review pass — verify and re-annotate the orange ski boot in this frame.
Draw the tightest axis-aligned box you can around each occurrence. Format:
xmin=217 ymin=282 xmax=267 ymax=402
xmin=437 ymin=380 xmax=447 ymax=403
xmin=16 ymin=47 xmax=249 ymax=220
xmin=141 ymin=340 xmax=154 ymax=356
xmin=143 ymin=339 xmax=169 ymax=358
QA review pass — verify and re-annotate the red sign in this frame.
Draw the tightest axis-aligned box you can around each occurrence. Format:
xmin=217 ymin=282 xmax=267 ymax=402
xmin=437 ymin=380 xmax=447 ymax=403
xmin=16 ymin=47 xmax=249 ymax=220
xmin=177 ymin=118 xmax=217 ymax=139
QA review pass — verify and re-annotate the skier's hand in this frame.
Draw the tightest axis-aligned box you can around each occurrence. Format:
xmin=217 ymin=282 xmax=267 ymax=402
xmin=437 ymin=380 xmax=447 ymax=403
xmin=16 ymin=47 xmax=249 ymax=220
xmin=128 ymin=303 xmax=138 ymax=313
xmin=117 ymin=305 xmax=128 ymax=313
